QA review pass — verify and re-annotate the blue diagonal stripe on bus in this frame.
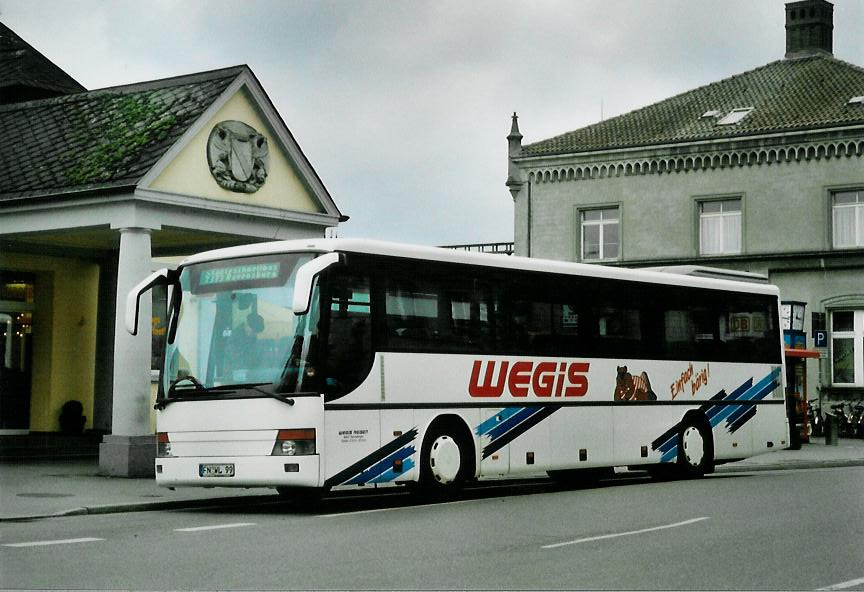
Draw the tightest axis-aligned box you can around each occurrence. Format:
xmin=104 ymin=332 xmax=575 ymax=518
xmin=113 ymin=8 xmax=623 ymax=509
xmin=368 ymin=458 xmax=417 ymax=484
xmin=724 ymin=372 xmax=779 ymax=433
xmin=711 ymin=369 xmax=780 ymax=428
xmin=482 ymin=406 xmax=561 ymax=459
xmin=728 ymin=406 xmax=757 ymax=434
xmin=346 ymin=445 xmax=416 ymax=485
xmin=476 ymin=407 xmax=525 ymax=437
xmin=324 ymin=429 xmax=418 ymax=488
xmin=660 ymin=447 xmax=679 ymax=463
xmin=705 ymin=381 xmax=752 ymax=423
xmin=486 ymin=407 xmax=544 ymax=442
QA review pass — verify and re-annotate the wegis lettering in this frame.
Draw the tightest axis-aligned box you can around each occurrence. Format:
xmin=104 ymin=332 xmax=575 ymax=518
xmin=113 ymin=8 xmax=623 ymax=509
xmin=468 ymin=360 xmax=590 ymax=398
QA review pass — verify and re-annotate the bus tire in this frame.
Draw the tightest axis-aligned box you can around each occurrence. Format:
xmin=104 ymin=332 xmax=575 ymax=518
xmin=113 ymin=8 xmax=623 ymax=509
xmin=676 ymin=417 xmax=714 ymax=477
xmin=419 ymin=423 xmax=472 ymax=495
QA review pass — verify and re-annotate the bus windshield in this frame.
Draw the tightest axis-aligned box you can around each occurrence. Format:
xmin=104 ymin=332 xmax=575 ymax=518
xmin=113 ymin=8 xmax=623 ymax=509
xmin=163 ymin=253 xmax=320 ymax=398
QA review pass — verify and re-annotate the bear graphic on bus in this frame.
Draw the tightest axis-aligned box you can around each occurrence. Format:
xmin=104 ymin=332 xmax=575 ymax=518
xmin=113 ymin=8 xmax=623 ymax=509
xmin=614 ymin=366 xmax=657 ymax=401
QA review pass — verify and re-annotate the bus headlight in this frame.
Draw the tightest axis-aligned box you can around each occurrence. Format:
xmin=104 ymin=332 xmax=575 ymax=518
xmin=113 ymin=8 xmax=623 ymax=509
xmin=272 ymin=429 xmax=316 ymax=456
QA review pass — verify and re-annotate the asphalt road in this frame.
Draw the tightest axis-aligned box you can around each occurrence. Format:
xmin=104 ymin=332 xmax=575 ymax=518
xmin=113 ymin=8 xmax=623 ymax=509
xmin=2 ymin=467 xmax=862 ymax=591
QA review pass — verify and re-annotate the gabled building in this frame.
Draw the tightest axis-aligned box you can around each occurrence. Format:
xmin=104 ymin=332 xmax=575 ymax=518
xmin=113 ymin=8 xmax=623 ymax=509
xmin=507 ymin=1 xmax=863 ymax=409
xmin=0 ymin=23 xmax=344 ymax=474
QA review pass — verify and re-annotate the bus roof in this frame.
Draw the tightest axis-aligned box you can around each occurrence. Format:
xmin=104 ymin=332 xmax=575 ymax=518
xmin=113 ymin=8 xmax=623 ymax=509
xmin=178 ymin=238 xmax=780 ymax=297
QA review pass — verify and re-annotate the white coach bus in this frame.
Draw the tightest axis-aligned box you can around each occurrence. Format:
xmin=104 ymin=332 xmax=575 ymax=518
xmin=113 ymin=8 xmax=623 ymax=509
xmin=127 ymin=239 xmax=788 ymax=497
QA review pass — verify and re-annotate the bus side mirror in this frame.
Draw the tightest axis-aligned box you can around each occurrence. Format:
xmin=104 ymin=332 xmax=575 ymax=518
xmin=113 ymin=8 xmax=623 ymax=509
xmin=126 ymin=268 xmax=177 ymax=336
xmin=292 ymin=253 xmax=342 ymax=315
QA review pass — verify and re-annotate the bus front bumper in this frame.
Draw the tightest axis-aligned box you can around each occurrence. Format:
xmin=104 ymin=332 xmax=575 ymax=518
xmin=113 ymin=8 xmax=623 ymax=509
xmin=155 ymin=455 xmax=321 ymax=488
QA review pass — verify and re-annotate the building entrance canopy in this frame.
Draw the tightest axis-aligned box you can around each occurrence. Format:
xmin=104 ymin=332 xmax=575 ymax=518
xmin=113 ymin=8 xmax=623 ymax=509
xmin=0 ymin=29 xmax=344 ymax=475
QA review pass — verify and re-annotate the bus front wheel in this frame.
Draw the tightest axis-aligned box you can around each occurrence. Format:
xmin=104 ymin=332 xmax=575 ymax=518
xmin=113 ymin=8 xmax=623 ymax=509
xmin=419 ymin=425 xmax=470 ymax=494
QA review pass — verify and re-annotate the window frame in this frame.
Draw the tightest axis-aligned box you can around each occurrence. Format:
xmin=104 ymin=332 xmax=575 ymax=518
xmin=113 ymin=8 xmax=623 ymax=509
xmin=578 ymin=205 xmax=621 ymax=263
xmin=830 ymin=188 xmax=864 ymax=250
xmin=697 ymin=196 xmax=744 ymax=256
xmin=830 ymin=309 xmax=864 ymax=387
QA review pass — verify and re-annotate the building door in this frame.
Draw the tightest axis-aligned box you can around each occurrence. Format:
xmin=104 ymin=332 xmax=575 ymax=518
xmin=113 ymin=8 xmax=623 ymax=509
xmin=0 ymin=274 xmax=35 ymax=434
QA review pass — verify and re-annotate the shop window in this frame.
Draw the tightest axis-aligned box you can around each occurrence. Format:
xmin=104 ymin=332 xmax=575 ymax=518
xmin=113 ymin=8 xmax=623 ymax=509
xmin=831 ymin=310 xmax=864 ymax=386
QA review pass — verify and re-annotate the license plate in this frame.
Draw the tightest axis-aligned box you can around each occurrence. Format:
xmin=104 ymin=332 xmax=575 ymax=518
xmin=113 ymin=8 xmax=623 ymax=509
xmin=199 ymin=463 xmax=235 ymax=478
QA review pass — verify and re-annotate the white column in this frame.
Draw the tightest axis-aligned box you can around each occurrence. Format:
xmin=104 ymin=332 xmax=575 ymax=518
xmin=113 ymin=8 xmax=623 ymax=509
xmin=99 ymin=227 xmax=154 ymax=477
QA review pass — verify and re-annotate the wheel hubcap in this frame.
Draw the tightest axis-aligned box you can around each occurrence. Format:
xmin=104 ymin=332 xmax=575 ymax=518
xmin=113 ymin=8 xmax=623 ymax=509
xmin=682 ymin=426 xmax=705 ymax=468
xmin=429 ymin=435 xmax=461 ymax=484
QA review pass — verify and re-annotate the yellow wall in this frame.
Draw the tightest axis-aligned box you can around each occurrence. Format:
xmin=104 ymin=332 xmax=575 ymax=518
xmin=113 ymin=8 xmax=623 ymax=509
xmin=0 ymin=253 xmax=99 ymax=432
xmin=149 ymin=87 xmax=323 ymax=214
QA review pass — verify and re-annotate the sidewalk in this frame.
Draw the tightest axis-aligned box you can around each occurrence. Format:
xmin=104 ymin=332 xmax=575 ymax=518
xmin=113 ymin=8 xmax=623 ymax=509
xmin=2 ymin=438 xmax=863 ymax=522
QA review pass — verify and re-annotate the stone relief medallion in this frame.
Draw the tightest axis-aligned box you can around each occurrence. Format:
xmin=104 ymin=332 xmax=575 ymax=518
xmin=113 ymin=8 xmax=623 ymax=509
xmin=206 ymin=120 xmax=269 ymax=193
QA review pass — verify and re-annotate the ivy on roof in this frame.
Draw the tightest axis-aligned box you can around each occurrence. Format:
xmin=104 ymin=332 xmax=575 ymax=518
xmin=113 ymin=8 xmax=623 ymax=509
xmin=66 ymin=95 xmax=177 ymax=185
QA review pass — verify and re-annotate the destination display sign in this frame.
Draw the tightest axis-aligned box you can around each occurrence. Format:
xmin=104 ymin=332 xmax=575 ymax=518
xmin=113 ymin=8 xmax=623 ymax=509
xmin=189 ymin=255 xmax=299 ymax=294
xmin=199 ymin=262 xmax=281 ymax=286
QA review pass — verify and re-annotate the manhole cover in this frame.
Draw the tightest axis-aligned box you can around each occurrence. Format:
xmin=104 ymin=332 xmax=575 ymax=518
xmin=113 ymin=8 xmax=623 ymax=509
xmin=16 ymin=493 xmax=75 ymax=498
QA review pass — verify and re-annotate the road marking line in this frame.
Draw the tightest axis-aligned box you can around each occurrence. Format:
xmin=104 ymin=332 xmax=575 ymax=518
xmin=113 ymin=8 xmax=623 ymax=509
xmin=319 ymin=498 xmax=477 ymax=518
xmin=542 ymin=517 xmax=710 ymax=549
xmin=174 ymin=522 xmax=256 ymax=532
xmin=818 ymin=576 xmax=864 ymax=590
xmin=3 ymin=537 xmax=105 ymax=548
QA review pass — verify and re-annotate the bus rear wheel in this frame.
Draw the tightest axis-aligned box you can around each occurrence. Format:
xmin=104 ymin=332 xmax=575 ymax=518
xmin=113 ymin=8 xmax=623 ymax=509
xmin=676 ymin=419 xmax=713 ymax=477
xmin=419 ymin=425 xmax=471 ymax=495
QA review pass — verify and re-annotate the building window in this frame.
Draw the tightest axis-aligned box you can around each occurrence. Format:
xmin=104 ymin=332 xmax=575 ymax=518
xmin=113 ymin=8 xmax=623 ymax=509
xmin=832 ymin=190 xmax=864 ymax=248
xmin=831 ymin=310 xmax=864 ymax=386
xmin=581 ymin=207 xmax=620 ymax=261
xmin=699 ymin=199 xmax=742 ymax=255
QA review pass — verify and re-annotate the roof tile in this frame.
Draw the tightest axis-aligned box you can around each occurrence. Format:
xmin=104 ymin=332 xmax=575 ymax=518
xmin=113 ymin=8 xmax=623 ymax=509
xmin=522 ymin=55 xmax=864 ymax=157
xmin=0 ymin=67 xmax=244 ymax=200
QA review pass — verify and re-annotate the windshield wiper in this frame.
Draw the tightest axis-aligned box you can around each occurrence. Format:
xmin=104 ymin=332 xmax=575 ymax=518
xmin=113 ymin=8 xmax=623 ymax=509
xmin=218 ymin=383 xmax=296 ymax=406
xmin=167 ymin=375 xmax=207 ymax=396
xmin=157 ymin=379 xmax=297 ymax=409
xmin=157 ymin=375 xmax=208 ymax=409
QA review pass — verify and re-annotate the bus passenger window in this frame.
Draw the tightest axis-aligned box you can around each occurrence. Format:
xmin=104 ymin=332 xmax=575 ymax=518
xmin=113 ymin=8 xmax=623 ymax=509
xmin=596 ymin=307 xmax=640 ymax=339
xmin=718 ymin=304 xmax=776 ymax=363
xmin=385 ymin=280 xmax=440 ymax=350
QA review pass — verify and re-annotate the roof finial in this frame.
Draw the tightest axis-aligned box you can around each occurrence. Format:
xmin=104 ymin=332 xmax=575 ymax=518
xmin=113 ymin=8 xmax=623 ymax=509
xmin=507 ymin=112 xmax=522 ymax=160
xmin=508 ymin=112 xmax=522 ymax=140
xmin=506 ymin=112 xmax=524 ymax=200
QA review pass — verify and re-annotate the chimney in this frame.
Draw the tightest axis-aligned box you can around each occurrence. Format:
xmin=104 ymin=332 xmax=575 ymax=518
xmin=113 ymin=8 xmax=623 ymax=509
xmin=785 ymin=0 xmax=833 ymax=59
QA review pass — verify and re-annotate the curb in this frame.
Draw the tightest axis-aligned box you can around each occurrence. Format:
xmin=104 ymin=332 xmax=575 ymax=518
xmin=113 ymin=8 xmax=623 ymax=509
xmin=714 ymin=458 xmax=864 ymax=474
xmin=0 ymin=494 xmax=281 ymax=523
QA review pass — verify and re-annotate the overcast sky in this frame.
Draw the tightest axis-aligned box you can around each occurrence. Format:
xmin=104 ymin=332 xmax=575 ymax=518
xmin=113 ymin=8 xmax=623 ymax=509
xmin=2 ymin=1 xmax=862 ymax=246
